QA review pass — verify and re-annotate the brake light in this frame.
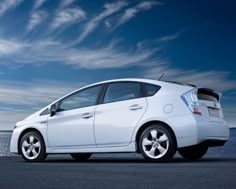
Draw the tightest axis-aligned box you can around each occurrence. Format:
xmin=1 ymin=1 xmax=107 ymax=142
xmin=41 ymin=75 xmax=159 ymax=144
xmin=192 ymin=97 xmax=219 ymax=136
xmin=193 ymin=107 xmax=202 ymax=115
xmin=181 ymin=89 xmax=202 ymax=115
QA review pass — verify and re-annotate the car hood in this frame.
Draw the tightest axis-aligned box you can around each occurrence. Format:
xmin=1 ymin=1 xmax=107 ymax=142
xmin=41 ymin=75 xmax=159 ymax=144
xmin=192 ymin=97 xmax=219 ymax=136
xmin=16 ymin=110 xmax=42 ymax=127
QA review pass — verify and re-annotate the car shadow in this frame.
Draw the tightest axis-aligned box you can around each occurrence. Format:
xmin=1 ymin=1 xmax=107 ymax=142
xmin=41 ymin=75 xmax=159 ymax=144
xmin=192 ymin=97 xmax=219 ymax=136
xmin=37 ymin=156 xmax=236 ymax=164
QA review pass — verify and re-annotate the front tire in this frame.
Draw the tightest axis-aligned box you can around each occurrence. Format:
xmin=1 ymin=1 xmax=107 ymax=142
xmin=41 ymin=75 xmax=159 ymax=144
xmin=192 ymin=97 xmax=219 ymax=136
xmin=178 ymin=144 xmax=208 ymax=160
xmin=70 ymin=153 xmax=92 ymax=161
xmin=139 ymin=124 xmax=177 ymax=162
xmin=20 ymin=131 xmax=47 ymax=162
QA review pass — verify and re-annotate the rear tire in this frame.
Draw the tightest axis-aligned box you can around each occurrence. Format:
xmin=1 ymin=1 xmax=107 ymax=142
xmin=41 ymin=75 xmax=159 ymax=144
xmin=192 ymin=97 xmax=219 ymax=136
xmin=178 ymin=144 xmax=208 ymax=160
xmin=139 ymin=124 xmax=177 ymax=162
xmin=19 ymin=131 xmax=47 ymax=162
xmin=70 ymin=153 xmax=92 ymax=161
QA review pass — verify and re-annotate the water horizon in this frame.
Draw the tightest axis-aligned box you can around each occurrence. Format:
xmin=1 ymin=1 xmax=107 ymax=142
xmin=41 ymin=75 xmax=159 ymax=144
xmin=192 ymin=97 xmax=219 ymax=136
xmin=1 ymin=128 xmax=236 ymax=157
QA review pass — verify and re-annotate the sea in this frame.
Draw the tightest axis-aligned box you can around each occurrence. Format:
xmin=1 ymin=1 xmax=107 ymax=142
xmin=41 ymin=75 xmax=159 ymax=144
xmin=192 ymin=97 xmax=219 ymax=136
xmin=1 ymin=128 xmax=236 ymax=157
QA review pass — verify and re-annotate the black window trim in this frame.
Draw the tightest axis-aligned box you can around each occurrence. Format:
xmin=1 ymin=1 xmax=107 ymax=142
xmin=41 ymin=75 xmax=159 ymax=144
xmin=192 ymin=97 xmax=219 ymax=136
xmin=39 ymin=81 xmax=161 ymax=116
xmin=57 ymin=84 xmax=105 ymax=112
xmin=99 ymin=81 xmax=145 ymax=105
xmin=40 ymin=83 xmax=105 ymax=115
xmin=141 ymin=82 xmax=161 ymax=97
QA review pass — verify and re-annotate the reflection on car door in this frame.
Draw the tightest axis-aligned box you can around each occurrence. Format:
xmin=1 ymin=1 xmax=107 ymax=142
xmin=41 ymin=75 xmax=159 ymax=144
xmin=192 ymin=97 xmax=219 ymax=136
xmin=94 ymin=82 xmax=147 ymax=147
xmin=47 ymin=85 xmax=102 ymax=147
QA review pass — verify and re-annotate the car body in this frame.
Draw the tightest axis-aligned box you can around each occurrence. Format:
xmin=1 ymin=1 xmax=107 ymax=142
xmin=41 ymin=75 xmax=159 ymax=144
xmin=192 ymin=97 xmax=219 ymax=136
xmin=10 ymin=78 xmax=229 ymax=162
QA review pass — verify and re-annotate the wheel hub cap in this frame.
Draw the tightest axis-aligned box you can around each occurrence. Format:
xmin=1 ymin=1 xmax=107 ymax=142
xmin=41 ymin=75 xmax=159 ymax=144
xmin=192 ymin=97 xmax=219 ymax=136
xmin=21 ymin=135 xmax=41 ymax=160
xmin=142 ymin=129 xmax=169 ymax=159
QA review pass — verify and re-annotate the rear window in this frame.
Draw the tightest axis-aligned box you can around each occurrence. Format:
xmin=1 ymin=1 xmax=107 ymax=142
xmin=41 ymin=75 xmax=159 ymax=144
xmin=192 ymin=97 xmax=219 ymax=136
xmin=143 ymin=83 xmax=161 ymax=97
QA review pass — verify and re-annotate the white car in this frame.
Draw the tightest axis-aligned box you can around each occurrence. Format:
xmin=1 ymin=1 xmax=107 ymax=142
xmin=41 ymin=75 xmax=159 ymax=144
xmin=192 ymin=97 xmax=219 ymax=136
xmin=10 ymin=78 xmax=229 ymax=162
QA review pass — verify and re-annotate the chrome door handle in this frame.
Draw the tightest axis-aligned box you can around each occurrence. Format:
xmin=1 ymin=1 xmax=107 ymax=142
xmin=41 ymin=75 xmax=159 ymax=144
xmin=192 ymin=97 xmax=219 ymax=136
xmin=81 ymin=113 xmax=93 ymax=119
xmin=129 ymin=104 xmax=143 ymax=110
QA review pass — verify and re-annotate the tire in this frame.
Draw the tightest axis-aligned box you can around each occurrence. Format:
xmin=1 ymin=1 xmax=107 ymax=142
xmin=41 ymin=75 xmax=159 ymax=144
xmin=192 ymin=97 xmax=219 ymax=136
xmin=178 ymin=144 xmax=208 ymax=160
xmin=139 ymin=124 xmax=177 ymax=162
xmin=19 ymin=131 xmax=47 ymax=162
xmin=70 ymin=153 xmax=92 ymax=161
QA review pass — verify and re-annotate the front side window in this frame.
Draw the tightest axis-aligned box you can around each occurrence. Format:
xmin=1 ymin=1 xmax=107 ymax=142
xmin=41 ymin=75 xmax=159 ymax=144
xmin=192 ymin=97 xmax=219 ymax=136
xmin=59 ymin=85 xmax=102 ymax=111
xmin=103 ymin=82 xmax=142 ymax=103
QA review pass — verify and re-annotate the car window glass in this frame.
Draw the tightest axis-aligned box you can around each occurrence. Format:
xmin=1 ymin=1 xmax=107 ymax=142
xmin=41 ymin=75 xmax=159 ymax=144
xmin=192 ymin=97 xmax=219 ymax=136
xmin=104 ymin=82 xmax=141 ymax=103
xmin=144 ymin=83 xmax=161 ymax=97
xmin=59 ymin=85 xmax=102 ymax=111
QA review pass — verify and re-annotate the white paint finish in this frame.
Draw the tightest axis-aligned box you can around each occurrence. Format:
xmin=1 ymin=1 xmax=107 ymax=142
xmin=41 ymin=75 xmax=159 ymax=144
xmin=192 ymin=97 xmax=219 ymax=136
xmin=10 ymin=78 xmax=230 ymax=156
xmin=47 ymin=106 xmax=96 ymax=147
xmin=94 ymin=98 xmax=147 ymax=146
xmin=47 ymin=142 xmax=136 ymax=153
xmin=163 ymin=104 xmax=173 ymax=113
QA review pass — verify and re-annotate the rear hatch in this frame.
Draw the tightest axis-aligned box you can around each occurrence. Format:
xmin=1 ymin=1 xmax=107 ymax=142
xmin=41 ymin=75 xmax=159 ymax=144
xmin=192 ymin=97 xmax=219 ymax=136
xmin=197 ymin=88 xmax=224 ymax=123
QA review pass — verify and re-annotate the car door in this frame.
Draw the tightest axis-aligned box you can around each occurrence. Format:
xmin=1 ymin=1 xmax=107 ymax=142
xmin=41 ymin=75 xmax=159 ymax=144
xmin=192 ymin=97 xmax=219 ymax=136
xmin=47 ymin=85 xmax=102 ymax=148
xmin=94 ymin=82 xmax=147 ymax=147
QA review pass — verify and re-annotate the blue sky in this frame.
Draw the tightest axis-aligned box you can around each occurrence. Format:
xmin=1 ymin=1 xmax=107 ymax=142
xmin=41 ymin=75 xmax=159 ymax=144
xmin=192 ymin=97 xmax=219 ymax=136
xmin=0 ymin=0 xmax=235 ymax=130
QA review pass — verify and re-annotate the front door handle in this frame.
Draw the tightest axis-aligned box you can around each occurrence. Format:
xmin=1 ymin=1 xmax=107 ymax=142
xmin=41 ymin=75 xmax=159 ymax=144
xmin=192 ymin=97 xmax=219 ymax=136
xmin=81 ymin=113 xmax=93 ymax=119
xmin=129 ymin=104 xmax=143 ymax=110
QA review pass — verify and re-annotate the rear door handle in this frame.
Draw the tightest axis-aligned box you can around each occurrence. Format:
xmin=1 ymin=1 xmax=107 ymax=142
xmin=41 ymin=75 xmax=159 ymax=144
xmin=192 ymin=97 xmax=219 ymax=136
xmin=81 ymin=113 xmax=93 ymax=119
xmin=129 ymin=104 xmax=143 ymax=110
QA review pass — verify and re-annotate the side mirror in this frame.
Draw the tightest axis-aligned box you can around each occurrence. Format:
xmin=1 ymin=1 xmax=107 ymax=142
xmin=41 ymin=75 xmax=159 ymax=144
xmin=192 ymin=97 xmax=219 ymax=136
xmin=50 ymin=104 xmax=57 ymax=117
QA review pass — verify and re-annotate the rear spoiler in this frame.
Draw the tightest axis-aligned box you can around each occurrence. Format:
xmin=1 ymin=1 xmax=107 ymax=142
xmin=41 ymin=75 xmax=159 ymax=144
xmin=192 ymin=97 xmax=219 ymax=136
xmin=197 ymin=88 xmax=221 ymax=102
xmin=163 ymin=80 xmax=196 ymax=88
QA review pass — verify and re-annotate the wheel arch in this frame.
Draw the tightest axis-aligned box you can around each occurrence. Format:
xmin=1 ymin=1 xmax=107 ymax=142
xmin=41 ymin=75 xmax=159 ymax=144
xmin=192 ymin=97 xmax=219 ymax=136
xmin=135 ymin=120 xmax=177 ymax=153
xmin=17 ymin=128 xmax=44 ymax=155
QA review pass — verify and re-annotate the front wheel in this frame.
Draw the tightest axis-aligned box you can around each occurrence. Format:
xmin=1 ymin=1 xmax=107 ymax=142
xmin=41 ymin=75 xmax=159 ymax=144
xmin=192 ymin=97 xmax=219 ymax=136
xmin=178 ymin=144 xmax=208 ymax=160
xmin=20 ymin=131 xmax=47 ymax=162
xmin=139 ymin=125 xmax=177 ymax=162
xmin=70 ymin=153 xmax=92 ymax=161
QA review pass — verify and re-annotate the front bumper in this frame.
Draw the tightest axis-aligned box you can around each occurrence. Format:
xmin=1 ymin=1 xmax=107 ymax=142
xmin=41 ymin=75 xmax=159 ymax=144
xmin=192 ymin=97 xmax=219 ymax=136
xmin=10 ymin=127 xmax=22 ymax=154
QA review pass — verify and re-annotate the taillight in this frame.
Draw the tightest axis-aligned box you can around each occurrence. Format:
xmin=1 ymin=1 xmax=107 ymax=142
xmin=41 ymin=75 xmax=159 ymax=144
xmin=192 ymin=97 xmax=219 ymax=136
xmin=181 ymin=89 xmax=202 ymax=115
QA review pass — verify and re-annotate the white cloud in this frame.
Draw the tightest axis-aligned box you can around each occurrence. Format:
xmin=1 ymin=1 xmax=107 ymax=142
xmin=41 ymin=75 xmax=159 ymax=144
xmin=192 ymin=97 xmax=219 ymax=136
xmin=59 ymin=0 xmax=75 ymax=8
xmin=107 ymin=1 xmax=161 ymax=30
xmin=72 ymin=1 xmax=128 ymax=44
xmin=0 ymin=39 xmax=26 ymax=55
xmin=0 ymin=0 xmax=23 ymax=16
xmin=137 ymin=31 xmax=184 ymax=50
xmin=27 ymin=10 xmax=47 ymax=31
xmin=51 ymin=7 xmax=86 ymax=30
xmin=0 ymin=80 xmax=81 ymax=106
xmin=157 ymin=30 xmax=185 ymax=43
xmin=33 ymin=0 xmax=47 ymax=11
xmin=0 ymin=38 xmax=161 ymax=69
xmin=143 ymin=66 xmax=236 ymax=92
xmin=0 ymin=80 xmax=84 ymax=130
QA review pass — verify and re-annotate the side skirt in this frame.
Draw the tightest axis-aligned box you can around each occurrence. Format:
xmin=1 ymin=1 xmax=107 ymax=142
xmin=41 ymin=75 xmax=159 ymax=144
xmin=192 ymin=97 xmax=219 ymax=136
xmin=46 ymin=142 xmax=136 ymax=153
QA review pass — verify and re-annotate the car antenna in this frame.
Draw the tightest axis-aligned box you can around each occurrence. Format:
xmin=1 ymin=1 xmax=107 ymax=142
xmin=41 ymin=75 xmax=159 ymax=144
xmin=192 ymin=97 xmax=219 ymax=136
xmin=158 ymin=73 xmax=165 ymax=81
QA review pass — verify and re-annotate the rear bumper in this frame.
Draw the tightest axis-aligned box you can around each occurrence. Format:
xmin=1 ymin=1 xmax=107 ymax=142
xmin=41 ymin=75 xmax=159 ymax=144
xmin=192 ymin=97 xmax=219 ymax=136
xmin=196 ymin=118 xmax=229 ymax=144
xmin=166 ymin=114 xmax=229 ymax=148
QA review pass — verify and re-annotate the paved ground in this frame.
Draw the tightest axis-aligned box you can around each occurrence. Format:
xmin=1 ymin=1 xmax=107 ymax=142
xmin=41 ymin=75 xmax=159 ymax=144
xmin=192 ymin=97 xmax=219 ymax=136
xmin=0 ymin=156 xmax=236 ymax=189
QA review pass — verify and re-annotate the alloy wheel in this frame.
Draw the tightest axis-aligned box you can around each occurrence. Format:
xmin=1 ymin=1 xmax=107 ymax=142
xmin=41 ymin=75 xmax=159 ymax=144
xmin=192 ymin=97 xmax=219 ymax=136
xmin=142 ymin=128 xmax=169 ymax=159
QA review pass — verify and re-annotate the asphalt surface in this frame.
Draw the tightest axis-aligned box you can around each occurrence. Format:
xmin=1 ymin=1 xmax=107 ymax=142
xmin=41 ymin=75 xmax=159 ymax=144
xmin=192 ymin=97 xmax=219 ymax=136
xmin=0 ymin=155 xmax=236 ymax=189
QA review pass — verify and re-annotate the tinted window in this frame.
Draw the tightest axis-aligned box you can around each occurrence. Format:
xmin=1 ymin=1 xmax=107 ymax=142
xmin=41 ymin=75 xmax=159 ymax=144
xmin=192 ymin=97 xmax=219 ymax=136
xmin=59 ymin=85 xmax=102 ymax=111
xmin=40 ymin=108 xmax=49 ymax=116
xmin=143 ymin=83 xmax=161 ymax=97
xmin=104 ymin=82 xmax=142 ymax=103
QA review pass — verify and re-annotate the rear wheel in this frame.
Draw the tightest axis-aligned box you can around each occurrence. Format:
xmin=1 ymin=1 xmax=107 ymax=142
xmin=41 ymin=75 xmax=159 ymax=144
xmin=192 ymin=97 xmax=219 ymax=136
xmin=20 ymin=131 xmax=47 ymax=162
xmin=139 ymin=124 xmax=177 ymax=162
xmin=178 ymin=144 xmax=208 ymax=160
xmin=70 ymin=153 xmax=92 ymax=161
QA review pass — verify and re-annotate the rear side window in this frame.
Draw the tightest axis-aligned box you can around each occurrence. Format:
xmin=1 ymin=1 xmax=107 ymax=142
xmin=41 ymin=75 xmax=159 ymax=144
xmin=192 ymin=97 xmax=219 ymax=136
xmin=103 ymin=82 xmax=142 ymax=103
xmin=143 ymin=83 xmax=161 ymax=97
